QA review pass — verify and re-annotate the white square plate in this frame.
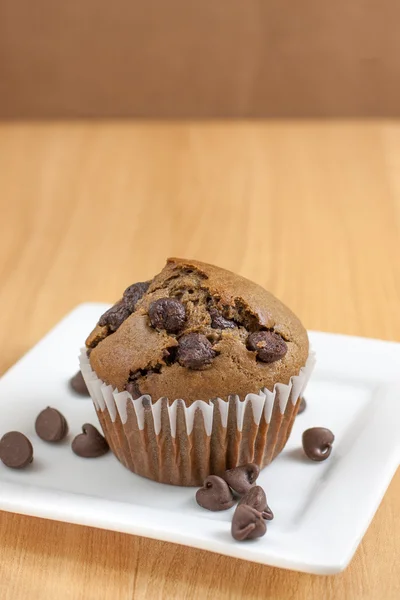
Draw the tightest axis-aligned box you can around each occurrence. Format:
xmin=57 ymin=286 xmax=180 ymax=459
xmin=0 ymin=304 xmax=399 ymax=574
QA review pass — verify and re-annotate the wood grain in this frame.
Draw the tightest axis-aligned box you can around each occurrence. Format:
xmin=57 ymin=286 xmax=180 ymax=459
xmin=0 ymin=120 xmax=399 ymax=599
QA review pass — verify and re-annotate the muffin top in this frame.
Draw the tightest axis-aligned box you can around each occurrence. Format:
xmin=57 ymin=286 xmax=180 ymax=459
xmin=86 ymin=258 xmax=309 ymax=403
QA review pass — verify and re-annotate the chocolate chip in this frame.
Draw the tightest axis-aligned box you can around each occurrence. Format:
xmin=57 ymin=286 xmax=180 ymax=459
xmin=149 ymin=298 xmax=186 ymax=333
xmin=247 ymin=331 xmax=288 ymax=363
xmin=223 ymin=463 xmax=260 ymax=495
xmin=72 ymin=424 xmax=109 ymax=458
xmin=35 ymin=407 xmax=68 ymax=442
xmin=231 ymin=504 xmax=267 ymax=541
xmin=302 ymin=427 xmax=335 ymax=461
xmin=123 ymin=281 xmax=150 ymax=312
xmin=98 ymin=301 xmax=131 ymax=332
xmin=297 ymin=396 xmax=307 ymax=415
xmin=239 ymin=485 xmax=274 ymax=520
xmin=195 ymin=475 xmax=235 ymax=511
xmin=177 ymin=333 xmax=216 ymax=370
xmin=0 ymin=432 xmax=33 ymax=469
xmin=209 ymin=308 xmax=236 ymax=330
xmin=69 ymin=371 xmax=90 ymax=396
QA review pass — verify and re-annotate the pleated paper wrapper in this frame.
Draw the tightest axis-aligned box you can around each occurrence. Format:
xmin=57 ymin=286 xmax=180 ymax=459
xmin=79 ymin=350 xmax=315 ymax=486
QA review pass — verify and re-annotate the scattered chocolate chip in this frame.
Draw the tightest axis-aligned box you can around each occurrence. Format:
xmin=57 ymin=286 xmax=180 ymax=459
xmin=72 ymin=424 xmax=109 ymax=458
xmin=223 ymin=463 xmax=260 ymax=495
xmin=149 ymin=298 xmax=186 ymax=333
xmin=247 ymin=331 xmax=288 ymax=363
xmin=297 ymin=396 xmax=307 ymax=415
xmin=195 ymin=475 xmax=235 ymax=511
xmin=125 ymin=380 xmax=142 ymax=399
xmin=35 ymin=407 xmax=68 ymax=442
xmin=0 ymin=432 xmax=33 ymax=469
xmin=99 ymin=301 xmax=131 ymax=332
xmin=302 ymin=427 xmax=335 ymax=461
xmin=69 ymin=371 xmax=90 ymax=396
xmin=231 ymin=504 xmax=267 ymax=541
xmin=177 ymin=333 xmax=216 ymax=370
xmin=123 ymin=281 xmax=150 ymax=312
xmin=239 ymin=485 xmax=273 ymax=520
xmin=209 ymin=308 xmax=236 ymax=330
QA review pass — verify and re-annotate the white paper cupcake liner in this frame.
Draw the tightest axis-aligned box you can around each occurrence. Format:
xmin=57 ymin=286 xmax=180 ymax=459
xmin=79 ymin=349 xmax=315 ymax=486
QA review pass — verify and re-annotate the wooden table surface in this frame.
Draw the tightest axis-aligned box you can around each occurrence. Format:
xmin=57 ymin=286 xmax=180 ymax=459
xmin=0 ymin=120 xmax=399 ymax=600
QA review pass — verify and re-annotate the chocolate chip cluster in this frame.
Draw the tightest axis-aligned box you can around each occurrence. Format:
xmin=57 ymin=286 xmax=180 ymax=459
xmin=146 ymin=295 xmax=289 ymax=370
xmin=0 ymin=406 xmax=109 ymax=470
xmin=194 ymin=422 xmax=336 ymax=541
xmin=195 ymin=463 xmax=273 ymax=541
xmin=96 ymin=274 xmax=290 ymax=374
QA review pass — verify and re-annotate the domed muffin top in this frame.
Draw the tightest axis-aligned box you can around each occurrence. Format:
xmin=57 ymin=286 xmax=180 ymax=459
xmin=86 ymin=258 xmax=309 ymax=403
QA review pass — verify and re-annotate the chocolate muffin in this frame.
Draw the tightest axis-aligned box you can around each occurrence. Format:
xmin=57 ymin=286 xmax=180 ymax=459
xmin=81 ymin=258 xmax=314 ymax=485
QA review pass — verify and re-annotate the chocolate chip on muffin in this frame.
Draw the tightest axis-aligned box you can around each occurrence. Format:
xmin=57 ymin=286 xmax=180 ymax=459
xmin=98 ymin=300 xmax=131 ymax=332
xmin=123 ymin=281 xmax=151 ymax=312
xmin=177 ymin=333 xmax=216 ymax=370
xmin=86 ymin=258 xmax=309 ymax=403
xmin=96 ymin=281 xmax=150 ymax=337
xmin=149 ymin=298 xmax=186 ymax=333
xmin=246 ymin=331 xmax=288 ymax=363
xmin=209 ymin=308 xmax=236 ymax=330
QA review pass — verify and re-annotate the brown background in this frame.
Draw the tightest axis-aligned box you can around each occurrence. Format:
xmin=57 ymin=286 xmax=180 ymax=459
xmin=1 ymin=0 xmax=400 ymax=118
